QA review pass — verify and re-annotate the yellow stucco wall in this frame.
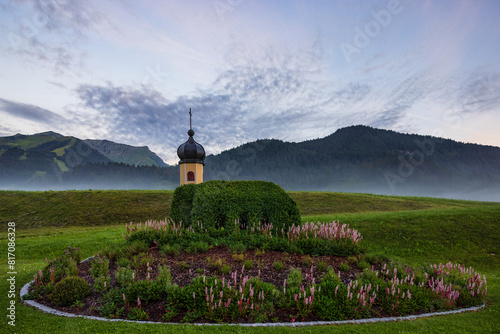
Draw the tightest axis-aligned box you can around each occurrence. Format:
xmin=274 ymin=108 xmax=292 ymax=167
xmin=180 ymin=162 xmax=204 ymax=185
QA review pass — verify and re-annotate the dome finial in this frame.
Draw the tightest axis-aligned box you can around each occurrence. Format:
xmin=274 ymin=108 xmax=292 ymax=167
xmin=188 ymin=108 xmax=195 ymax=137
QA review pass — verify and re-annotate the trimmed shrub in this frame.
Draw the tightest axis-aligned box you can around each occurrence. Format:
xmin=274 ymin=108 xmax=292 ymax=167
xmin=50 ymin=277 xmax=91 ymax=306
xmin=169 ymin=181 xmax=301 ymax=232
xmin=169 ymin=183 xmax=196 ymax=225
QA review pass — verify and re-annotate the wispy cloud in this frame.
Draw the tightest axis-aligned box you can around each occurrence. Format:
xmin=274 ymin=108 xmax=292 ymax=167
xmin=0 ymin=98 xmax=67 ymax=123
xmin=1 ymin=0 xmax=104 ymax=73
xmin=70 ymin=45 xmax=393 ymax=161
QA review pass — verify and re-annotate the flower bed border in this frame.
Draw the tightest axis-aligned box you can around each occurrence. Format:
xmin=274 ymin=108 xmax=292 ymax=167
xmin=20 ymin=257 xmax=486 ymax=327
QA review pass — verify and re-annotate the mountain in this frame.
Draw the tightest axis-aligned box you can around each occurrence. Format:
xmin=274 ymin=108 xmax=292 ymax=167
xmin=0 ymin=132 xmax=170 ymax=190
xmin=1 ymin=126 xmax=499 ymax=201
xmin=84 ymin=139 xmax=168 ymax=167
xmin=0 ymin=132 xmax=110 ymax=188
xmin=203 ymin=125 xmax=500 ymax=200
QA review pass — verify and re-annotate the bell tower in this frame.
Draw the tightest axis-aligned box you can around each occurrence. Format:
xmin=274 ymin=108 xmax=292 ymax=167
xmin=177 ymin=109 xmax=205 ymax=185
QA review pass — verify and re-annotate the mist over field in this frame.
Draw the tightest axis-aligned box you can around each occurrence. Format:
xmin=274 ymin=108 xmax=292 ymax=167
xmin=1 ymin=126 xmax=499 ymax=202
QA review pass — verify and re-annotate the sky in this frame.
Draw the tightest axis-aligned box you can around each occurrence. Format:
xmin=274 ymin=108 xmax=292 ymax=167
xmin=0 ymin=0 xmax=499 ymax=165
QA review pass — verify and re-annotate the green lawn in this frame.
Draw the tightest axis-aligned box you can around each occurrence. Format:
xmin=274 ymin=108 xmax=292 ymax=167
xmin=1 ymin=190 xmax=499 ymax=333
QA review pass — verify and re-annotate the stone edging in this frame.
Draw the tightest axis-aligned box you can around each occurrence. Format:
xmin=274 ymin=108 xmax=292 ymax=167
xmin=20 ymin=256 xmax=486 ymax=327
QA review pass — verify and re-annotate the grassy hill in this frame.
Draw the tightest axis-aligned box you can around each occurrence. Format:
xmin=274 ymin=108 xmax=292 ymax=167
xmin=1 ymin=190 xmax=499 ymax=333
xmin=1 ymin=190 xmax=497 ymax=229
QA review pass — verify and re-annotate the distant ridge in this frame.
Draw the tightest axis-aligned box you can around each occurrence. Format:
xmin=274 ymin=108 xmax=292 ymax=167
xmin=0 ymin=125 xmax=499 ymax=201
xmin=84 ymin=139 xmax=168 ymax=167
xmin=37 ymin=131 xmax=64 ymax=138
xmin=203 ymin=125 xmax=500 ymax=200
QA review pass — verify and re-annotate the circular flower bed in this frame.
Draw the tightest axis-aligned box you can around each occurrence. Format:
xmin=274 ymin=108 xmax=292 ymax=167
xmin=23 ymin=220 xmax=487 ymax=324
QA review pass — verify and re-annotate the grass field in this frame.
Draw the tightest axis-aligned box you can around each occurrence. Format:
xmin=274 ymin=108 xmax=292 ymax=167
xmin=1 ymin=190 xmax=499 ymax=333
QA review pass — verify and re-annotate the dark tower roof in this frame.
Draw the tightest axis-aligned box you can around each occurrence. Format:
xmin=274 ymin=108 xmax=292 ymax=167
xmin=177 ymin=110 xmax=205 ymax=164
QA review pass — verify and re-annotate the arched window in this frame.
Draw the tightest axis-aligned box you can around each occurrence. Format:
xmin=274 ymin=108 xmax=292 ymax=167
xmin=187 ymin=171 xmax=195 ymax=182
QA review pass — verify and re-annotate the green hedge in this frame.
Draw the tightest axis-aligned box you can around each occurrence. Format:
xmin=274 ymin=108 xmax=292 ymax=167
xmin=170 ymin=180 xmax=301 ymax=232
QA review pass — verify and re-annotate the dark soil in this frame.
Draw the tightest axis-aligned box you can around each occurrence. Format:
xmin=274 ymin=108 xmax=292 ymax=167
xmin=30 ymin=246 xmax=379 ymax=323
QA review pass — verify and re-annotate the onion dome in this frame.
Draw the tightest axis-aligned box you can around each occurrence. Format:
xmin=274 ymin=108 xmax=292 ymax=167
xmin=177 ymin=128 xmax=205 ymax=164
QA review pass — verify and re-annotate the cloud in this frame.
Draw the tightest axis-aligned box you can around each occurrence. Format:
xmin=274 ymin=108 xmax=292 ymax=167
xmin=0 ymin=98 xmax=67 ymax=124
xmin=28 ymin=0 xmax=102 ymax=32
xmin=70 ymin=42 xmax=422 ymax=158
xmin=1 ymin=0 xmax=104 ymax=73
xmin=71 ymin=46 xmax=383 ymax=162
xmin=451 ymin=71 xmax=500 ymax=115
xmin=73 ymin=82 xmax=246 ymax=162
